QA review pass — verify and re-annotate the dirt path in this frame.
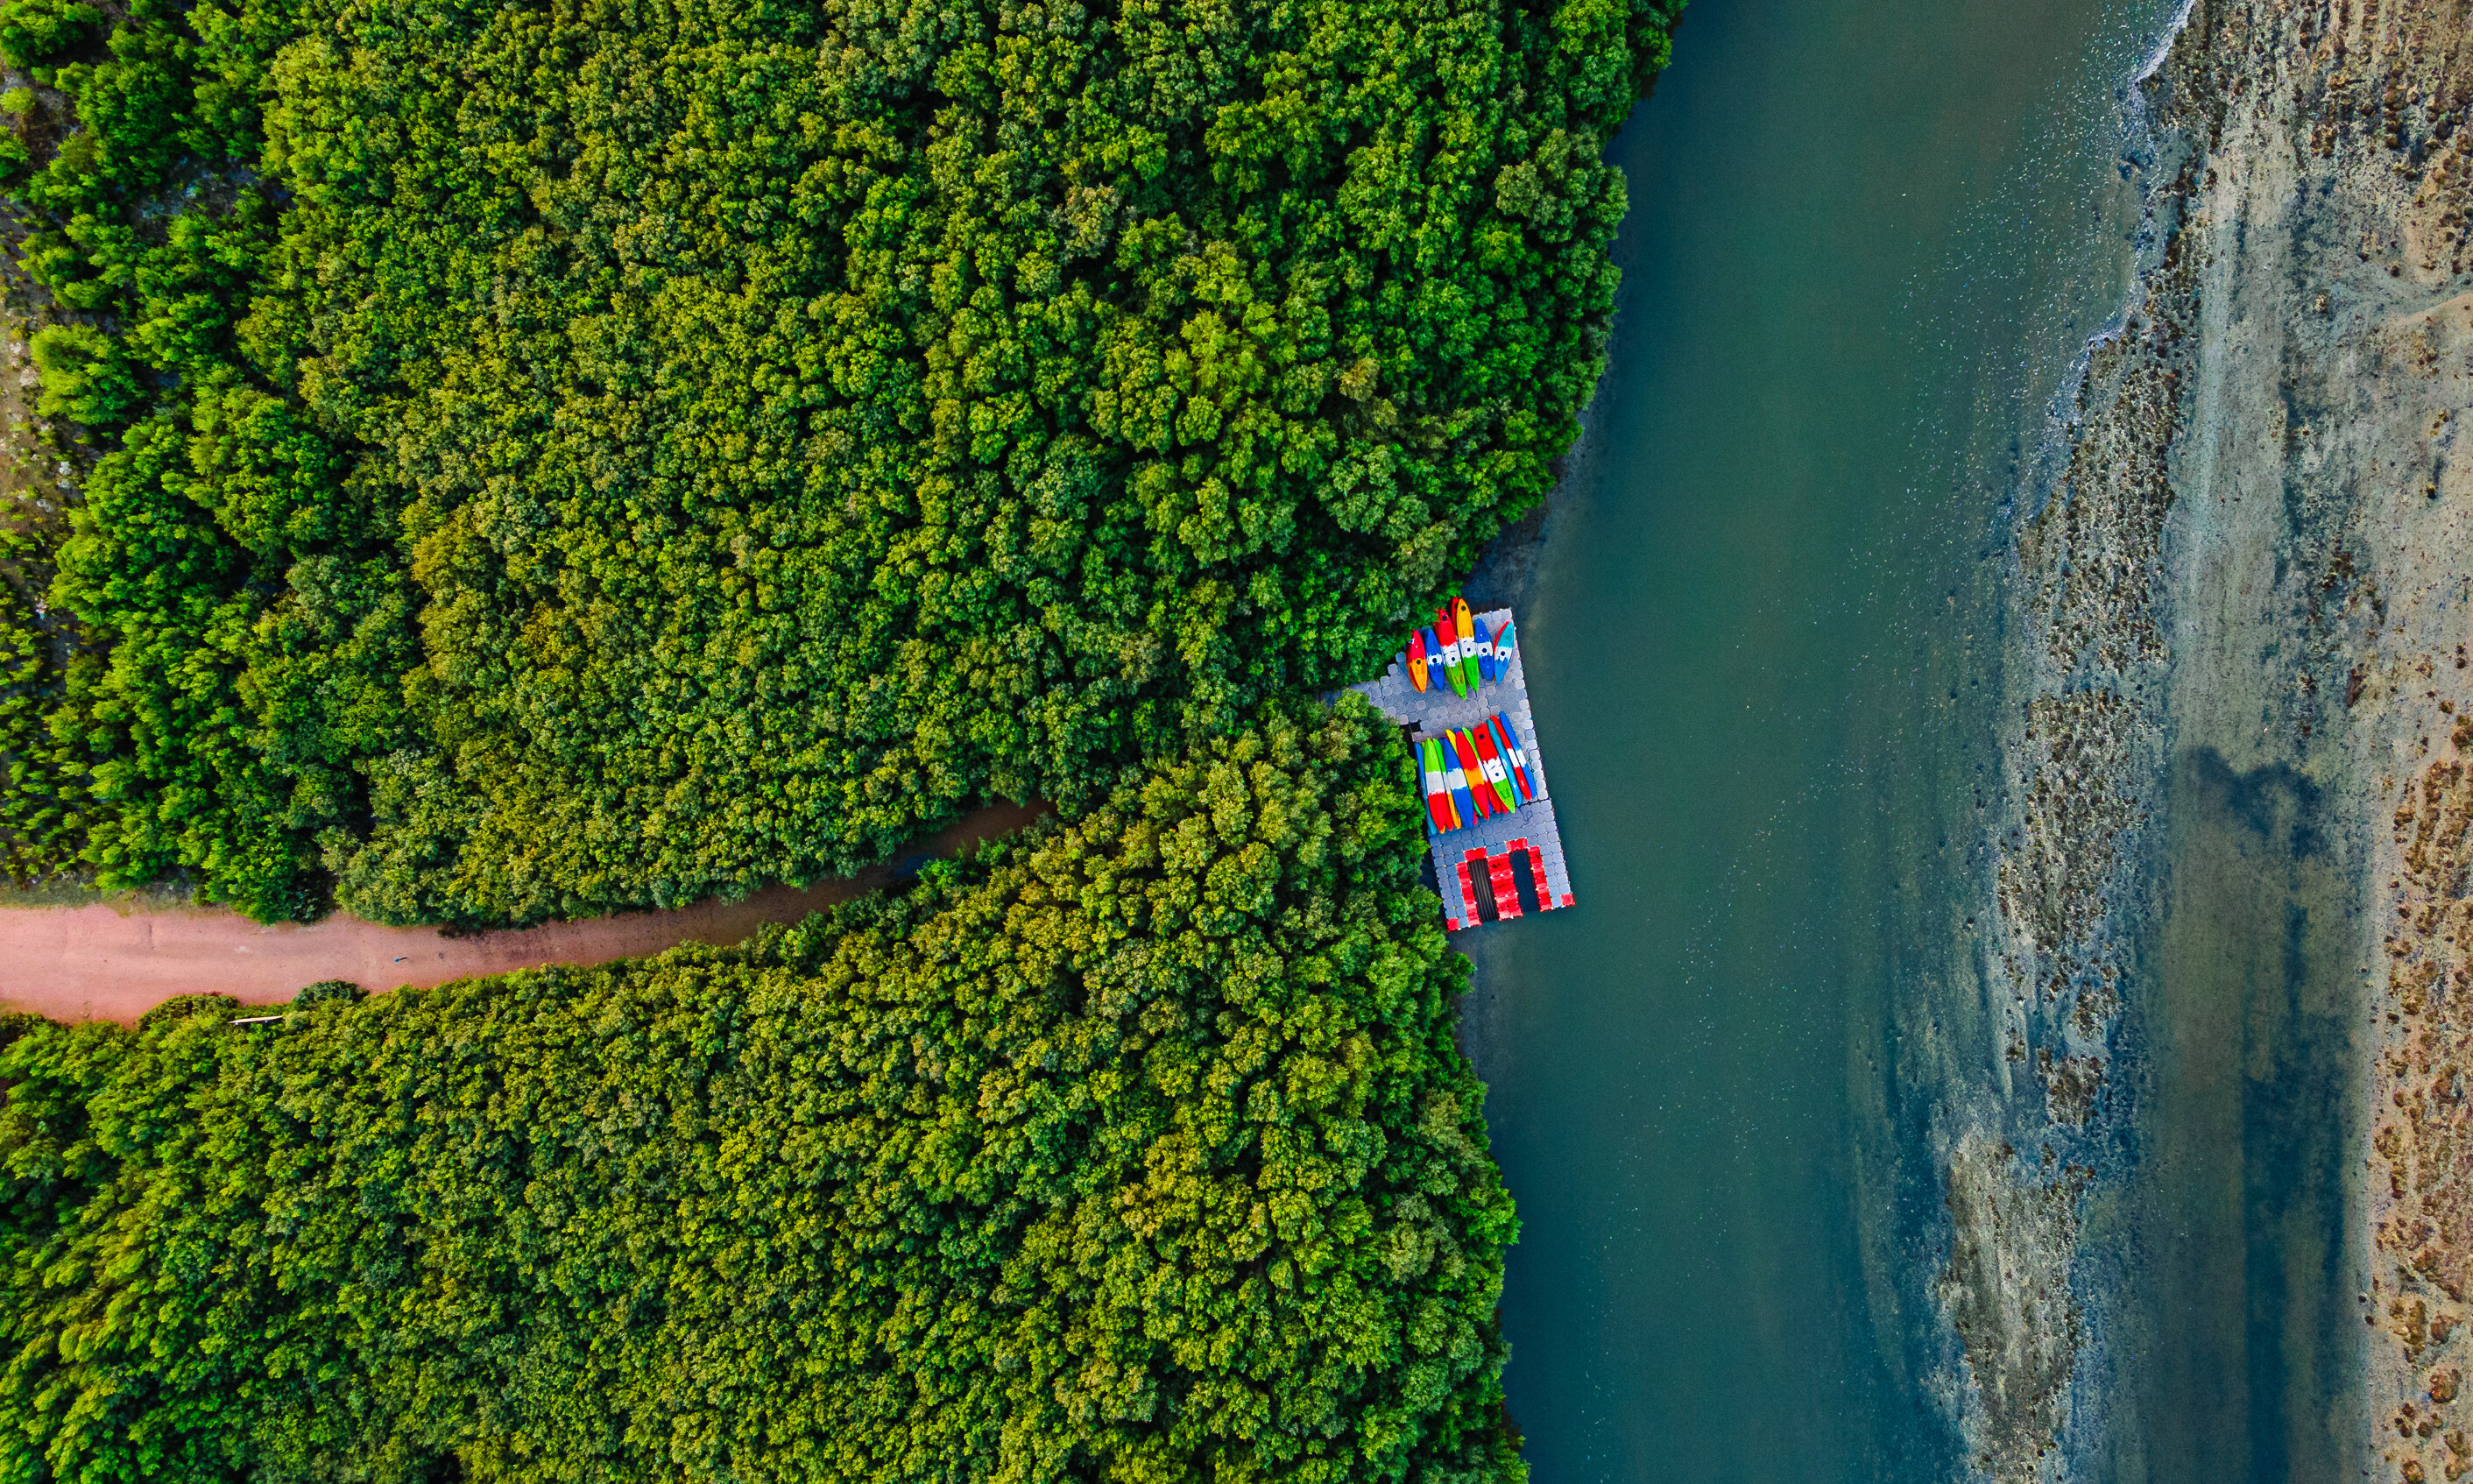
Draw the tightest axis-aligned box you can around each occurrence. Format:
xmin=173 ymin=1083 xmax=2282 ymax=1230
xmin=0 ymin=802 xmax=1049 ymax=1024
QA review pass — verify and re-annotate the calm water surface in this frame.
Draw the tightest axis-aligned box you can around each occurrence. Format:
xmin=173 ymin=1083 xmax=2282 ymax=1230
xmin=1457 ymin=0 xmax=2203 ymax=1478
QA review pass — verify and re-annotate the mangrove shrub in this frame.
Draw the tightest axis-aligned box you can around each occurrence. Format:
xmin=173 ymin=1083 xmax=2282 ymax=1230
xmin=0 ymin=0 xmax=1678 ymax=921
xmin=0 ymin=698 xmax=1524 ymax=1481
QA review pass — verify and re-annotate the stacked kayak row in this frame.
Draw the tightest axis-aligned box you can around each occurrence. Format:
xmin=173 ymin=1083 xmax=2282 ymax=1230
xmin=1347 ymin=601 xmax=1575 ymax=928
xmin=1403 ymin=595 xmax=1518 ymax=697
xmin=1418 ymin=714 xmax=1537 ymax=836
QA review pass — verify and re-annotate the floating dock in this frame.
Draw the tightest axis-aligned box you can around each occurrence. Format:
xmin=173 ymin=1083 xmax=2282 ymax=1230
xmin=1349 ymin=606 xmax=1574 ymax=931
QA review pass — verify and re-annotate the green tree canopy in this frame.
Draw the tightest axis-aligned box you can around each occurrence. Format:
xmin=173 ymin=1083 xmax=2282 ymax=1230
xmin=0 ymin=698 xmax=1524 ymax=1481
xmin=0 ymin=0 xmax=1678 ymax=922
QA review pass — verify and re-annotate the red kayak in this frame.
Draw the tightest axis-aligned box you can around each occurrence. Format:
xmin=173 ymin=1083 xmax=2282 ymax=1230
xmin=1434 ymin=610 xmax=1466 ymax=697
xmin=1419 ymin=735 xmax=1458 ymax=832
xmin=1448 ymin=730 xmax=1493 ymax=817
xmin=1470 ymin=719 xmax=1518 ymax=812
xmin=1490 ymin=714 xmax=1536 ymax=803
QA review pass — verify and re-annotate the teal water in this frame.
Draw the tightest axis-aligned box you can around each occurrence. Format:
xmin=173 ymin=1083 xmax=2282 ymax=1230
xmin=1456 ymin=1 xmax=2195 ymax=1477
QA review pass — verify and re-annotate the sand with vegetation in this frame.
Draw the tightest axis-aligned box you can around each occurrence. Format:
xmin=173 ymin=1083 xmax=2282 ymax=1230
xmin=1946 ymin=2 xmax=2473 ymax=1477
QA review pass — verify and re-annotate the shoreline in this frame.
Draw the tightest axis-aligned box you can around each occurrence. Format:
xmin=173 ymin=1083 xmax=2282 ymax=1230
xmin=0 ymin=800 xmax=1048 ymax=1023
xmin=1948 ymin=2 xmax=2473 ymax=1477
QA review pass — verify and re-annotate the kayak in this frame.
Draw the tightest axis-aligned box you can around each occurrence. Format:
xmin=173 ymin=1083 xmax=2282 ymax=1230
xmin=1470 ymin=719 xmax=1518 ymax=812
xmin=1419 ymin=736 xmax=1458 ymax=832
xmin=1489 ymin=714 xmax=1535 ymax=802
xmin=1488 ymin=715 xmax=1531 ymax=802
xmin=1416 ymin=736 xmax=1437 ymax=831
xmin=1437 ymin=731 xmax=1478 ymax=828
xmin=1434 ymin=609 xmax=1468 ymax=697
xmin=1446 ymin=731 xmax=1487 ymax=818
xmin=1407 ymin=628 xmax=1430 ymax=693
xmin=1472 ymin=722 xmax=1518 ymax=811
xmin=1451 ymin=597 xmax=1477 ymax=689
xmin=1491 ymin=614 xmax=1517 ymax=676
xmin=1447 ymin=730 xmax=1492 ymax=817
xmin=1469 ymin=615 xmax=1496 ymax=685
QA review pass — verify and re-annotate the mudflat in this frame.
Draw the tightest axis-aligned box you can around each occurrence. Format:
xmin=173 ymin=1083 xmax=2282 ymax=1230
xmin=1958 ymin=2 xmax=2473 ymax=1476
xmin=0 ymin=801 xmax=1046 ymax=1023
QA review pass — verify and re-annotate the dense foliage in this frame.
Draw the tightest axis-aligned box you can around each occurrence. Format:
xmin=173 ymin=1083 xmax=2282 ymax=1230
xmin=0 ymin=0 xmax=1677 ymax=922
xmin=0 ymin=699 xmax=1525 ymax=1482
xmin=0 ymin=507 xmax=78 ymax=880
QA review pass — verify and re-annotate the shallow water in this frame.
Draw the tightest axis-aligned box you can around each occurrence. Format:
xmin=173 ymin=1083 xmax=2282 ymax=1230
xmin=1455 ymin=0 xmax=2206 ymax=1477
xmin=2081 ymin=747 xmax=2364 ymax=1484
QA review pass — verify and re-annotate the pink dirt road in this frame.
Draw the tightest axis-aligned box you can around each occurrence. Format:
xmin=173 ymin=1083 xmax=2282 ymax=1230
xmin=1 ymin=802 xmax=1049 ymax=1025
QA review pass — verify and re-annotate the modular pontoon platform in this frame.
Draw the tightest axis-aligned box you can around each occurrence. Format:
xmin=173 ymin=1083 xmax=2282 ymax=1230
xmin=1349 ymin=607 xmax=1574 ymax=931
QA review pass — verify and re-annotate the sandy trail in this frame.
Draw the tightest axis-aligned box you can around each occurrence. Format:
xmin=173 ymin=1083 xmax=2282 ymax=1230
xmin=0 ymin=802 xmax=1049 ymax=1024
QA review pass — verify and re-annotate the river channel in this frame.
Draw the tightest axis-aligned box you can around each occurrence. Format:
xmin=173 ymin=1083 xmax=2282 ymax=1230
xmin=1456 ymin=0 xmax=2209 ymax=1478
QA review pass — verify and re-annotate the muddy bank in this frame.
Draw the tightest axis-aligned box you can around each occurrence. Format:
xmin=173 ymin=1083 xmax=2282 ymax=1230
xmin=0 ymin=801 xmax=1046 ymax=1023
xmin=1944 ymin=1 xmax=2473 ymax=1477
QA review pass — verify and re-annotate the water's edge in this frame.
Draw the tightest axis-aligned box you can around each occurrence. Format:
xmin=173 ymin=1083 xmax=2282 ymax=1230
xmin=1960 ymin=3 xmax=2473 ymax=1477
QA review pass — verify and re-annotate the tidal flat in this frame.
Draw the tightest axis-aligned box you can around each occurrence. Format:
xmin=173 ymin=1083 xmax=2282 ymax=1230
xmin=1966 ymin=2 xmax=2473 ymax=1479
